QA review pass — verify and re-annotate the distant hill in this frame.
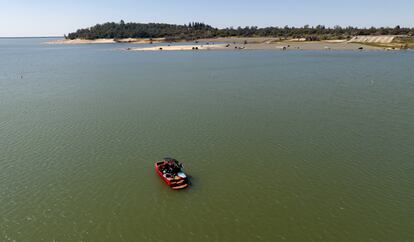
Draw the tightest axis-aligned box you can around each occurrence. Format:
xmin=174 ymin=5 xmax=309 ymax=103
xmin=66 ymin=21 xmax=414 ymax=40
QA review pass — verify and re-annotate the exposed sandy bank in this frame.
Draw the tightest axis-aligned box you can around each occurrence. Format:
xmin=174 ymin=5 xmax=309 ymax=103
xmin=46 ymin=39 xmax=115 ymax=44
xmin=199 ymin=37 xmax=382 ymax=50
xmin=129 ymin=44 xmax=227 ymax=51
xmin=349 ymin=35 xmax=396 ymax=44
xmin=46 ymin=38 xmax=165 ymax=44
xmin=127 ymin=41 xmax=381 ymax=51
xmin=47 ymin=37 xmax=397 ymax=50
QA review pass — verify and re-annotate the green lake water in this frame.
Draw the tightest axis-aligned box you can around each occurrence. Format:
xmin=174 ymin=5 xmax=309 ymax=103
xmin=0 ymin=38 xmax=413 ymax=241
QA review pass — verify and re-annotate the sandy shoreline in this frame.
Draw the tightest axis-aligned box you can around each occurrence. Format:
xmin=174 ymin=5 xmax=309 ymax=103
xmin=129 ymin=44 xmax=227 ymax=51
xmin=128 ymin=42 xmax=382 ymax=51
xmin=47 ymin=37 xmax=406 ymax=51
xmin=198 ymin=37 xmax=383 ymax=50
xmin=46 ymin=38 xmax=165 ymax=44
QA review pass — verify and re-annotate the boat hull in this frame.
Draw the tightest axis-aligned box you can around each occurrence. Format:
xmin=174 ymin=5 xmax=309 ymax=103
xmin=155 ymin=160 xmax=188 ymax=190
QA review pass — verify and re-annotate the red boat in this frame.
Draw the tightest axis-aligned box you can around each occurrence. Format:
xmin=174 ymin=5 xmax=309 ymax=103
xmin=155 ymin=158 xmax=189 ymax=190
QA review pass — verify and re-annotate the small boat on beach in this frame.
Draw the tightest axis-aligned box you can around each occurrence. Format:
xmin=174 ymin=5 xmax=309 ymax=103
xmin=155 ymin=158 xmax=189 ymax=190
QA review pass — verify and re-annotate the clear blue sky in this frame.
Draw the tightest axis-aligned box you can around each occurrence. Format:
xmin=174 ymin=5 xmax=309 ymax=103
xmin=1 ymin=0 xmax=413 ymax=37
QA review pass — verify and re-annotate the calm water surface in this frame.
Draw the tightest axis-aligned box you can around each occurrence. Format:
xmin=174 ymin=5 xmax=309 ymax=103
xmin=0 ymin=38 xmax=413 ymax=241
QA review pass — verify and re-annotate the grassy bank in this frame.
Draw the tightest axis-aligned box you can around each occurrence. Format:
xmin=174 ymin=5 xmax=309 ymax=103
xmin=353 ymin=37 xmax=414 ymax=49
xmin=393 ymin=37 xmax=414 ymax=48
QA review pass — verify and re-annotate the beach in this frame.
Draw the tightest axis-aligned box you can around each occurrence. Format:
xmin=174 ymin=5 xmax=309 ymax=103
xmin=46 ymin=38 xmax=165 ymax=44
xmin=199 ymin=37 xmax=383 ymax=50
xmin=47 ymin=37 xmax=386 ymax=51
xmin=129 ymin=44 xmax=227 ymax=51
xmin=46 ymin=37 xmax=410 ymax=51
xmin=129 ymin=40 xmax=382 ymax=51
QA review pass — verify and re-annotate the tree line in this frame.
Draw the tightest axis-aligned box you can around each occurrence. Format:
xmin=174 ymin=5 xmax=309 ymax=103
xmin=66 ymin=21 xmax=414 ymax=40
